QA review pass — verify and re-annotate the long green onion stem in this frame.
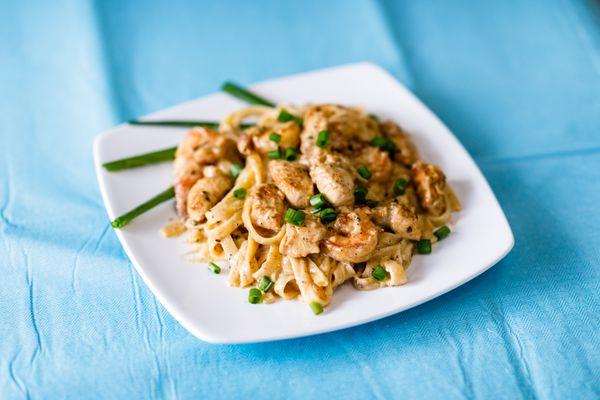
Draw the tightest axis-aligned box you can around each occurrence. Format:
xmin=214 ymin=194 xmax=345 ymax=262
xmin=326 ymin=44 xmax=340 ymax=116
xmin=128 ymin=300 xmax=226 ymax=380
xmin=128 ymin=120 xmax=254 ymax=129
xmin=129 ymin=120 xmax=220 ymax=128
xmin=102 ymin=147 xmax=177 ymax=172
xmin=111 ymin=186 xmax=175 ymax=228
xmin=221 ymin=81 xmax=275 ymax=107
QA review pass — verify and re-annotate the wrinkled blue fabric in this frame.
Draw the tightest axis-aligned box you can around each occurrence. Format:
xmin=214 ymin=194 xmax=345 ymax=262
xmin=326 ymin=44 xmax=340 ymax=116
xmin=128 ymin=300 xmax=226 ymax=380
xmin=1 ymin=0 xmax=599 ymax=398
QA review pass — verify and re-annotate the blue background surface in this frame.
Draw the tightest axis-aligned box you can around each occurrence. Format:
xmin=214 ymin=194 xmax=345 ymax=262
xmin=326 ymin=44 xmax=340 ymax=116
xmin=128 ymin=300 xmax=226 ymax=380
xmin=1 ymin=0 xmax=599 ymax=398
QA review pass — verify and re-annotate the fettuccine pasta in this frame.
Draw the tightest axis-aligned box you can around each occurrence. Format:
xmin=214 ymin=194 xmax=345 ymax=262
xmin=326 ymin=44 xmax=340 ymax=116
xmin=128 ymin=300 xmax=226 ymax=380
xmin=164 ymin=103 xmax=460 ymax=314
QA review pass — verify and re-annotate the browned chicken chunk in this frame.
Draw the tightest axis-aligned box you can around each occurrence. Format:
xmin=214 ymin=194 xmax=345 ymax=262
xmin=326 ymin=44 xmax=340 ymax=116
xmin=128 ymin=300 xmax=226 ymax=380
xmin=248 ymin=183 xmax=286 ymax=232
xmin=268 ymin=160 xmax=314 ymax=208
xmin=371 ymin=203 xmax=421 ymax=240
xmin=279 ymin=213 xmax=327 ymax=258
xmin=186 ymin=167 xmax=232 ymax=223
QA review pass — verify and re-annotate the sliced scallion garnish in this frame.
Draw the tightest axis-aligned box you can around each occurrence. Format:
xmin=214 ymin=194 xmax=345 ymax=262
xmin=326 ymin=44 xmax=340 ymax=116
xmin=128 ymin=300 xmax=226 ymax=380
xmin=434 ymin=226 xmax=451 ymax=241
xmin=372 ymin=265 xmax=387 ymax=281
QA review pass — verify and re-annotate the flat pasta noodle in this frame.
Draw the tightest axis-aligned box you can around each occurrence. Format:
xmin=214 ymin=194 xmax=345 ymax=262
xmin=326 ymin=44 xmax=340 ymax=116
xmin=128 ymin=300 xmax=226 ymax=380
xmin=228 ymin=238 xmax=260 ymax=287
xmin=273 ymin=256 xmax=301 ymax=300
xmin=242 ymin=194 xmax=286 ymax=245
xmin=203 ymin=153 xmax=263 ymax=241
xmin=252 ymin=244 xmax=283 ymax=281
xmin=289 ymin=257 xmax=332 ymax=306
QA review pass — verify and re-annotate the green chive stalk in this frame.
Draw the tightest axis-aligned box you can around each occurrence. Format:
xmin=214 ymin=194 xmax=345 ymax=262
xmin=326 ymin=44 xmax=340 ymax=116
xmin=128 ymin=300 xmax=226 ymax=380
xmin=111 ymin=186 xmax=175 ymax=228
xmin=221 ymin=81 xmax=275 ymax=107
xmin=128 ymin=120 xmax=254 ymax=130
xmin=103 ymin=147 xmax=178 ymax=172
xmin=128 ymin=120 xmax=220 ymax=128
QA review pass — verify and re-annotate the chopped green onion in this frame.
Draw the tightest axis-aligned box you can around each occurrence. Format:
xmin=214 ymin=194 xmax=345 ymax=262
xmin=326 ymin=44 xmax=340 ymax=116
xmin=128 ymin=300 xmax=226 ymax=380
xmin=368 ymin=114 xmax=379 ymax=122
xmin=354 ymin=186 xmax=368 ymax=204
xmin=208 ymin=262 xmax=221 ymax=274
xmin=393 ymin=178 xmax=409 ymax=196
xmin=284 ymin=208 xmax=305 ymax=226
xmin=309 ymin=193 xmax=328 ymax=209
xmin=310 ymin=302 xmax=323 ymax=315
xmin=102 ymin=146 xmax=177 ymax=172
xmin=221 ymin=81 xmax=275 ymax=107
xmin=278 ymin=109 xmax=303 ymax=127
xmin=268 ymin=148 xmax=282 ymax=160
xmin=230 ymin=163 xmax=243 ymax=179
xmin=370 ymin=136 xmax=396 ymax=152
xmin=258 ymin=276 xmax=273 ymax=293
xmin=284 ymin=147 xmax=298 ymax=161
xmin=357 ymin=165 xmax=372 ymax=180
xmin=417 ymin=239 xmax=432 ymax=254
xmin=370 ymin=136 xmax=387 ymax=147
xmin=233 ymin=188 xmax=247 ymax=200
xmin=319 ymin=208 xmax=337 ymax=223
xmin=248 ymin=288 xmax=263 ymax=304
xmin=269 ymin=132 xmax=281 ymax=143
xmin=372 ymin=265 xmax=387 ymax=281
xmin=284 ymin=208 xmax=295 ymax=221
xmin=434 ymin=226 xmax=451 ymax=241
xmin=111 ymin=187 xmax=175 ymax=229
xmin=316 ymin=130 xmax=330 ymax=148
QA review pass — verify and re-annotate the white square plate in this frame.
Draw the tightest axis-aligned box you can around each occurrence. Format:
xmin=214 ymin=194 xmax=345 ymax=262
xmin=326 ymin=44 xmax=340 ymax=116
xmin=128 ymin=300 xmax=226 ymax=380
xmin=94 ymin=63 xmax=514 ymax=344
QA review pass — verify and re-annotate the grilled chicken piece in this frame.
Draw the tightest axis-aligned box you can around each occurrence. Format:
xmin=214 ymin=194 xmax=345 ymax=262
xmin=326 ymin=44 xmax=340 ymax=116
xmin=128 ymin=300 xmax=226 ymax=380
xmin=268 ymin=160 xmax=314 ymax=208
xmin=186 ymin=167 xmax=232 ymax=223
xmin=248 ymin=183 xmax=286 ymax=232
xmin=174 ymin=127 xmax=238 ymax=217
xmin=279 ymin=213 xmax=327 ymax=258
xmin=371 ymin=203 xmax=421 ymax=240
xmin=310 ymin=161 xmax=355 ymax=207
xmin=412 ymin=161 xmax=447 ymax=216
xmin=380 ymin=121 xmax=419 ymax=166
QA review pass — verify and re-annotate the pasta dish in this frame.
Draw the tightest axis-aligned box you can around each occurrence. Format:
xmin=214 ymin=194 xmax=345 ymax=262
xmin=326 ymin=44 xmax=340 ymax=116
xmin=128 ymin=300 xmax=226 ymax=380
xmin=162 ymin=104 xmax=460 ymax=313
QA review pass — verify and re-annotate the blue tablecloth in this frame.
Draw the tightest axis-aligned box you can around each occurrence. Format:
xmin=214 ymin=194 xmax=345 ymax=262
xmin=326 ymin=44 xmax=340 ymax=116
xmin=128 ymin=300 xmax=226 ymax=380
xmin=1 ymin=1 xmax=599 ymax=398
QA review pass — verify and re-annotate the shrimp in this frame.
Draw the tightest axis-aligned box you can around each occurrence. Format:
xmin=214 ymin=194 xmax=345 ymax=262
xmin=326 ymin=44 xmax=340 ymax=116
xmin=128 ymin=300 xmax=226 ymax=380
xmin=248 ymin=183 xmax=286 ymax=232
xmin=174 ymin=127 xmax=238 ymax=217
xmin=412 ymin=161 xmax=447 ymax=216
xmin=238 ymin=122 xmax=300 ymax=156
xmin=186 ymin=167 xmax=232 ymax=224
xmin=354 ymin=146 xmax=392 ymax=183
xmin=380 ymin=121 xmax=419 ymax=166
xmin=322 ymin=208 xmax=378 ymax=263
